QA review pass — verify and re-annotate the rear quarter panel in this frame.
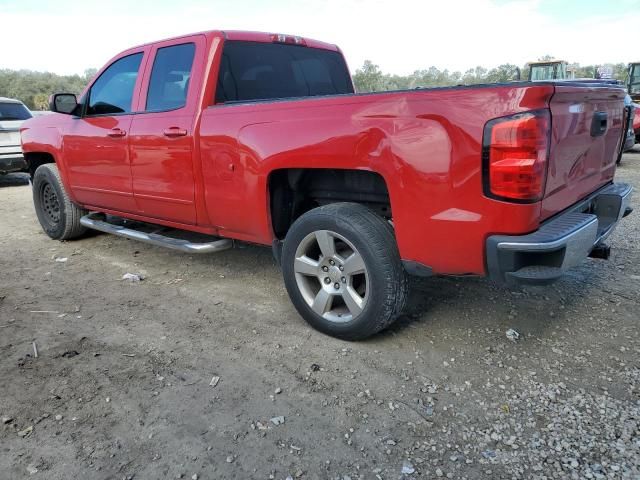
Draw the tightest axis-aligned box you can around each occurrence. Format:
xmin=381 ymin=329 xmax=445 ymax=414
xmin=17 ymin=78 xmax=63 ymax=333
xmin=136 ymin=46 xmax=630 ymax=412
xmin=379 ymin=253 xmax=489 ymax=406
xmin=200 ymin=84 xmax=554 ymax=275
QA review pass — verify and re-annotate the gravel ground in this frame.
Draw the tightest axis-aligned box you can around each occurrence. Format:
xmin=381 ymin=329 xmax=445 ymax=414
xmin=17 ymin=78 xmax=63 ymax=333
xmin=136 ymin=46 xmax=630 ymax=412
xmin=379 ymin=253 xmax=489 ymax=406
xmin=1 ymin=149 xmax=639 ymax=479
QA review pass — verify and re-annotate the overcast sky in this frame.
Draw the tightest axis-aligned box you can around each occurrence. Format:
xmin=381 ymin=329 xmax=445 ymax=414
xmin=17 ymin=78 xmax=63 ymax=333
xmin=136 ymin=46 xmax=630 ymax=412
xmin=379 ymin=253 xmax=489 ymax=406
xmin=2 ymin=0 xmax=639 ymax=75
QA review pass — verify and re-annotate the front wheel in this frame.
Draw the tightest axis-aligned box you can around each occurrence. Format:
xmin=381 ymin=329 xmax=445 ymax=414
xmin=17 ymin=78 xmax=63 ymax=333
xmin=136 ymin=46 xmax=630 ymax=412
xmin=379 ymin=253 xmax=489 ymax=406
xmin=32 ymin=163 xmax=88 ymax=240
xmin=281 ymin=203 xmax=408 ymax=340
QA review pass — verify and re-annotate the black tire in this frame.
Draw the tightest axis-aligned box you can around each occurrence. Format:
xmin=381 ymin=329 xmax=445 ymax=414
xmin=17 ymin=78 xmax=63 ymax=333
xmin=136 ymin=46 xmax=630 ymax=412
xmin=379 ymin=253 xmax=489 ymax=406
xmin=32 ymin=163 xmax=88 ymax=240
xmin=282 ymin=202 xmax=408 ymax=340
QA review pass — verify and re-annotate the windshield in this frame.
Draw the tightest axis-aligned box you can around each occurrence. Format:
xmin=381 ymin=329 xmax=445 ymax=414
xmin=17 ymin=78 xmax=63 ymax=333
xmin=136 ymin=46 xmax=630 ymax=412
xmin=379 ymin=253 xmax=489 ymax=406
xmin=0 ymin=102 xmax=32 ymax=121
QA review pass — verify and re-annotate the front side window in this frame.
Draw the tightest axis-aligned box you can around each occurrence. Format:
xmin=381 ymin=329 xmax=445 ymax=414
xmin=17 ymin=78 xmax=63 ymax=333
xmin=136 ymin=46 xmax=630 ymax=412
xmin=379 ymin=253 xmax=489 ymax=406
xmin=86 ymin=53 xmax=143 ymax=116
xmin=146 ymin=43 xmax=196 ymax=111
xmin=0 ymin=102 xmax=32 ymax=121
xmin=216 ymin=41 xmax=353 ymax=103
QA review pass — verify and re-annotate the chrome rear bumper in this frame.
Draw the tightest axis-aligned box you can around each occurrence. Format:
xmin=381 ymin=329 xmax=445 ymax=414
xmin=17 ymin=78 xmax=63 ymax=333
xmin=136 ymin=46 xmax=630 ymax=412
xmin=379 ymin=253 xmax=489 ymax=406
xmin=486 ymin=183 xmax=632 ymax=285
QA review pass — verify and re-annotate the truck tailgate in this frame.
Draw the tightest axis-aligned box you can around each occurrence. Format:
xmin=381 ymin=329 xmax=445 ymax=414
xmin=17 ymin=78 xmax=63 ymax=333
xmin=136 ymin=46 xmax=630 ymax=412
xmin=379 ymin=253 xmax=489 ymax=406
xmin=541 ymin=84 xmax=627 ymax=220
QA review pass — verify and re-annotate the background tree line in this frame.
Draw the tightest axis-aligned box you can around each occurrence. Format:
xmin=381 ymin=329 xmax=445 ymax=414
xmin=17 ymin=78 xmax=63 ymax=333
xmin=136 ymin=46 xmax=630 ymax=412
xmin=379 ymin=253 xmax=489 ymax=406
xmin=0 ymin=68 xmax=97 ymax=110
xmin=0 ymin=59 xmax=630 ymax=110
xmin=352 ymin=59 xmax=630 ymax=92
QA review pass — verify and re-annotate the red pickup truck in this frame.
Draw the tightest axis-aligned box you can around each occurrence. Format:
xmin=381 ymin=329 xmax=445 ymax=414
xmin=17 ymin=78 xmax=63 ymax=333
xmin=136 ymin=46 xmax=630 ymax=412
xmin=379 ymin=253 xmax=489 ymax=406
xmin=21 ymin=30 xmax=633 ymax=339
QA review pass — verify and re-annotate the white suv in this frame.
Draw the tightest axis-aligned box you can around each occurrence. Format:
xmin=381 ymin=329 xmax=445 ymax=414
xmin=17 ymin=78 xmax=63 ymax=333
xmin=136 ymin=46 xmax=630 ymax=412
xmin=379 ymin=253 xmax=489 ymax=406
xmin=0 ymin=97 xmax=32 ymax=174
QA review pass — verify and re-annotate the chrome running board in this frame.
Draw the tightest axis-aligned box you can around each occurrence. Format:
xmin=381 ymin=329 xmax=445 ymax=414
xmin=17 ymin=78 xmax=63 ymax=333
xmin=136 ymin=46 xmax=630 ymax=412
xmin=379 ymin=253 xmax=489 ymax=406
xmin=80 ymin=212 xmax=232 ymax=254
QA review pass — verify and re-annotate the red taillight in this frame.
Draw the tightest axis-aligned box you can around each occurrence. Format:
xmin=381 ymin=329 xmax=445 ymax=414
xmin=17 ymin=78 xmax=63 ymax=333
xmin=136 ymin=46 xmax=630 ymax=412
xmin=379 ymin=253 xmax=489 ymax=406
xmin=483 ymin=110 xmax=550 ymax=202
xmin=270 ymin=33 xmax=306 ymax=46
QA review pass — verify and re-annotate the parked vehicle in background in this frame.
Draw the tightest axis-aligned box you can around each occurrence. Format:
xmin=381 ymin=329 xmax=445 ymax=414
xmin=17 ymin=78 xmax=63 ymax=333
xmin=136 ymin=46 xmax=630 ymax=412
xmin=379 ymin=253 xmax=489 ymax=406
xmin=622 ymin=95 xmax=637 ymax=155
xmin=594 ymin=64 xmax=614 ymax=80
xmin=525 ymin=60 xmax=635 ymax=154
xmin=627 ymin=62 xmax=640 ymax=143
xmin=0 ymin=97 xmax=32 ymax=174
xmin=30 ymin=110 xmax=54 ymax=117
xmin=628 ymin=62 xmax=640 ymax=102
xmin=20 ymin=30 xmax=633 ymax=339
xmin=526 ymin=60 xmax=575 ymax=81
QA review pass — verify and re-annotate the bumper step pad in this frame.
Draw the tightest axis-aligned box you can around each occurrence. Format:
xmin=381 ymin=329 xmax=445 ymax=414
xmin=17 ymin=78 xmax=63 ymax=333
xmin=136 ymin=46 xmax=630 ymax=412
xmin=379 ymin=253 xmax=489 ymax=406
xmin=506 ymin=266 xmax=564 ymax=285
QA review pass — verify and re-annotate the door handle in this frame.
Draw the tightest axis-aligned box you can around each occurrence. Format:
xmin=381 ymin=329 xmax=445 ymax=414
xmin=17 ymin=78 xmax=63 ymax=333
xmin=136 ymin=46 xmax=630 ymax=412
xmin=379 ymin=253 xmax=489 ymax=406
xmin=107 ymin=128 xmax=126 ymax=138
xmin=163 ymin=127 xmax=188 ymax=138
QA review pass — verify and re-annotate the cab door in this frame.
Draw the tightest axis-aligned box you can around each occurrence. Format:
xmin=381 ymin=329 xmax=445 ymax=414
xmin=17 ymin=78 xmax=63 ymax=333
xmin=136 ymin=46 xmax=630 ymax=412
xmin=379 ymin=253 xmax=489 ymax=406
xmin=128 ymin=36 xmax=204 ymax=224
xmin=63 ymin=50 xmax=146 ymax=212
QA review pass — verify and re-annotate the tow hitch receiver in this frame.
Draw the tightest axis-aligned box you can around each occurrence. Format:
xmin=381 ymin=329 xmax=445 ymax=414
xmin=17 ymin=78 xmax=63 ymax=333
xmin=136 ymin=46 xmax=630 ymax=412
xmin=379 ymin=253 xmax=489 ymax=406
xmin=589 ymin=244 xmax=611 ymax=260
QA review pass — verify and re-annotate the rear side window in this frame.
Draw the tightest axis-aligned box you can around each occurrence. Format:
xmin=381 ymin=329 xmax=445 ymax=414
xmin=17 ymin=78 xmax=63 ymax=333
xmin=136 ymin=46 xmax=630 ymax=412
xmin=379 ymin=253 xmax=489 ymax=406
xmin=216 ymin=41 xmax=353 ymax=104
xmin=0 ymin=102 xmax=32 ymax=121
xmin=146 ymin=43 xmax=196 ymax=111
xmin=87 ymin=53 xmax=143 ymax=115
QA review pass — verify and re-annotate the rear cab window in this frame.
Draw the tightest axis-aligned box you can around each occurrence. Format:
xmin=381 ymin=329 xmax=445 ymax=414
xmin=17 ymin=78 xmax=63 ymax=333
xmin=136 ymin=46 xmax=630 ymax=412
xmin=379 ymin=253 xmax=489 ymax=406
xmin=0 ymin=102 xmax=32 ymax=121
xmin=215 ymin=41 xmax=353 ymax=104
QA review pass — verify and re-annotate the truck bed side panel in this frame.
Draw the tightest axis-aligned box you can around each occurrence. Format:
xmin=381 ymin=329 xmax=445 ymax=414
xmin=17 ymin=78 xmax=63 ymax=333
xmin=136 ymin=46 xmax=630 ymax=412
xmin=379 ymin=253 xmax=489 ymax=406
xmin=199 ymin=84 xmax=554 ymax=275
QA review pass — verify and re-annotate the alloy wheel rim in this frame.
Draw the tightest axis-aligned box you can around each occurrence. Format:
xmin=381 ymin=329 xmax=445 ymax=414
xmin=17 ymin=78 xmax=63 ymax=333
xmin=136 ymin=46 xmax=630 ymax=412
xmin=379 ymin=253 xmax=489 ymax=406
xmin=293 ymin=230 xmax=369 ymax=323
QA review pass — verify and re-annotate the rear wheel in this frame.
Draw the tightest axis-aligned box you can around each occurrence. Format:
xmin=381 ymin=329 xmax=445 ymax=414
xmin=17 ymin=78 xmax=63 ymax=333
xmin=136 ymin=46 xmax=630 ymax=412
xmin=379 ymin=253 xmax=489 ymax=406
xmin=33 ymin=163 xmax=88 ymax=240
xmin=281 ymin=203 xmax=407 ymax=340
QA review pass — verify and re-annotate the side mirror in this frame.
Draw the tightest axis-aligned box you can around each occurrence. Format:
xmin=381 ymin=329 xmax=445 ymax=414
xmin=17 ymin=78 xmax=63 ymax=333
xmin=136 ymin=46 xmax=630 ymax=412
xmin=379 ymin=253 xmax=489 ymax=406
xmin=49 ymin=93 xmax=78 ymax=114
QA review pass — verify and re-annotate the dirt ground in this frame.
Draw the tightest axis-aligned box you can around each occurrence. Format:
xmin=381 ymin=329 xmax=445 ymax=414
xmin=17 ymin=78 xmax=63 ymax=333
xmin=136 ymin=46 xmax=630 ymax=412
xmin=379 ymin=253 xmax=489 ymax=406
xmin=1 ymin=150 xmax=639 ymax=480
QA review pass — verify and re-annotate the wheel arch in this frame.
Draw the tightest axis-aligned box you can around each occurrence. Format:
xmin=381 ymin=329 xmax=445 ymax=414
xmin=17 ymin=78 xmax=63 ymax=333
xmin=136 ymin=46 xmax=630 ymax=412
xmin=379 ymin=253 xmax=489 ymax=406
xmin=24 ymin=151 xmax=56 ymax=178
xmin=266 ymin=167 xmax=393 ymax=240
xmin=23 ymin=148 xmax=78 ymax=204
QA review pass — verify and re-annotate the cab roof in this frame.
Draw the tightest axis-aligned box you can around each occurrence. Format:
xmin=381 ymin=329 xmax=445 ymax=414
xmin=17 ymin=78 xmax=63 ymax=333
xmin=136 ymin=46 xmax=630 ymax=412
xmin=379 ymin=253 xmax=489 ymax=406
xmin=127 ymin=30 xmax=340 ymax=53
